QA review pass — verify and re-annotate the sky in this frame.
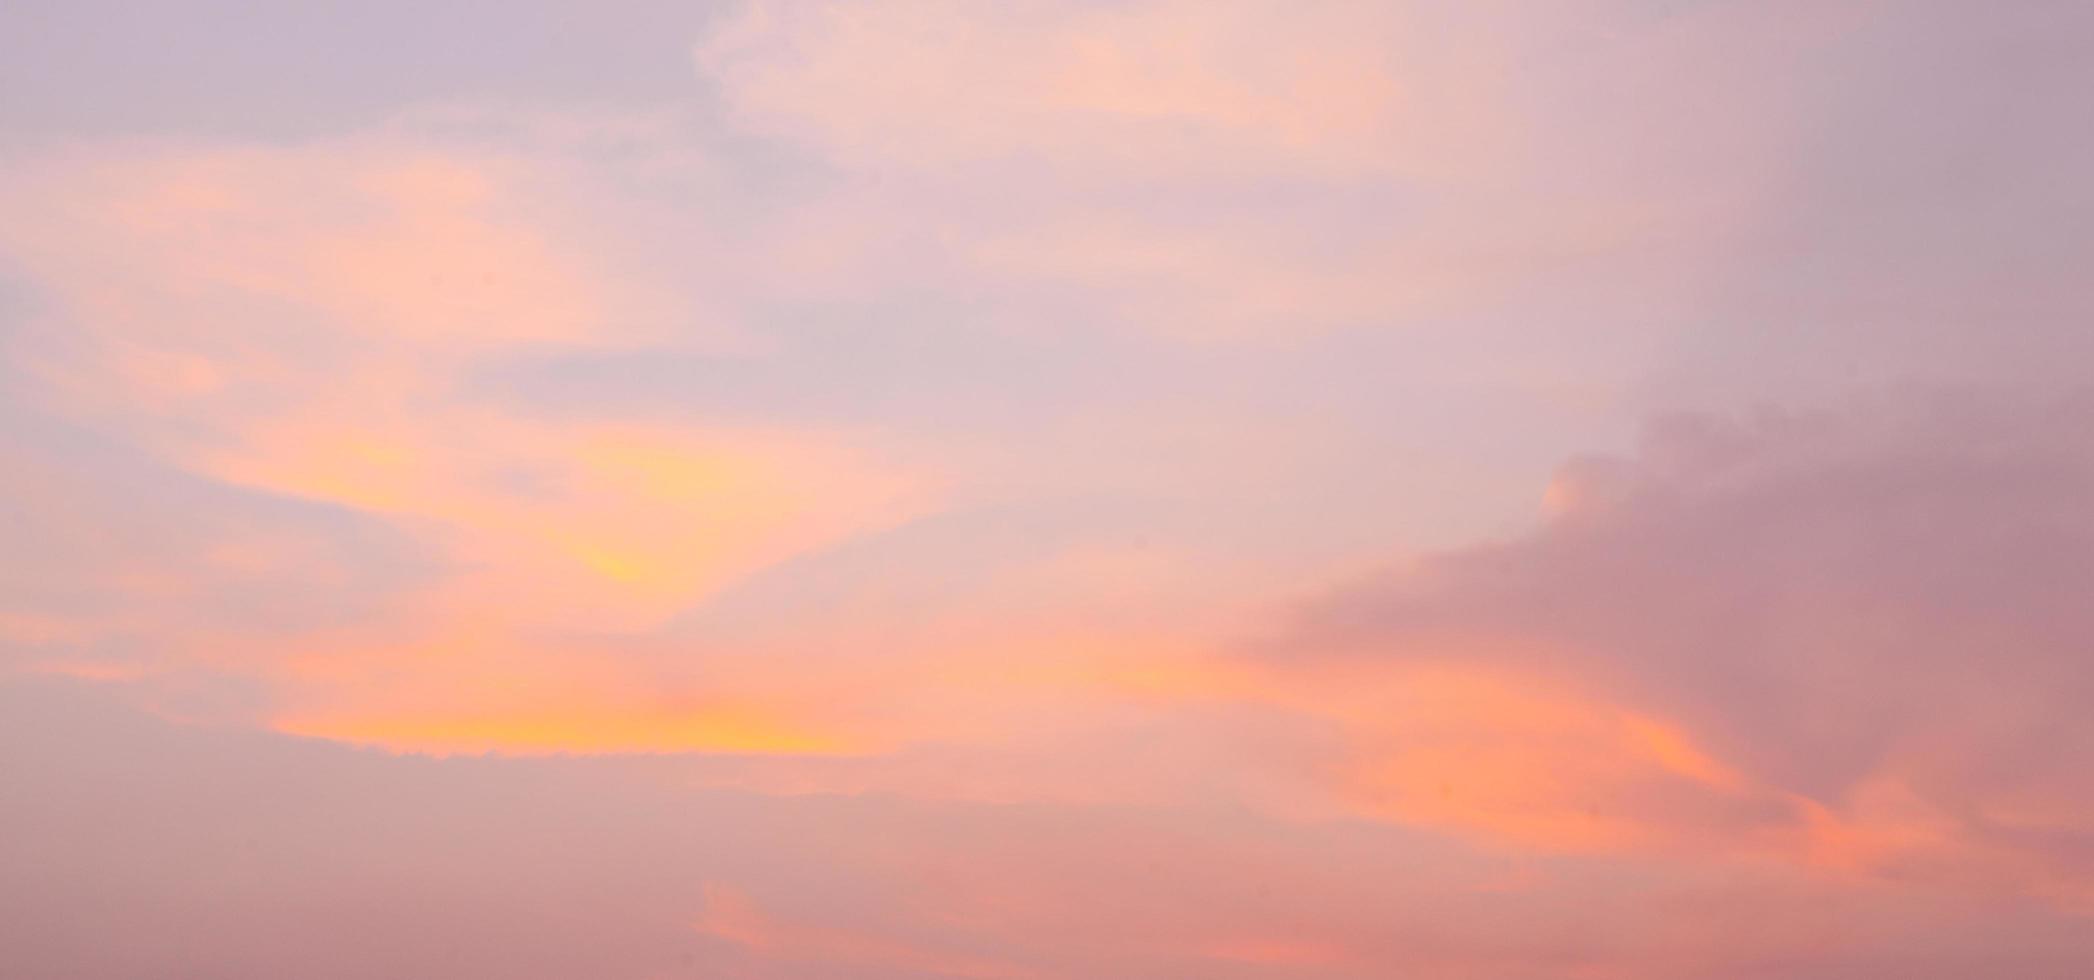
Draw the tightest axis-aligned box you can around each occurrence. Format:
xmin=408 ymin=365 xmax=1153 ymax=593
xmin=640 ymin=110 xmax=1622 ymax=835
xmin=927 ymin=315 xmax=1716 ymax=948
xmin=2 ymin=1 xmax=2092 ymax=977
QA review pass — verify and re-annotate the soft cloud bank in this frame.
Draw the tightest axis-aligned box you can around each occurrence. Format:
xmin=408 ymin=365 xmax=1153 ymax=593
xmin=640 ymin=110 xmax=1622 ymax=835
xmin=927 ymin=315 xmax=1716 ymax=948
xmin=1270 ymin=393 xmax=2094 ymax=904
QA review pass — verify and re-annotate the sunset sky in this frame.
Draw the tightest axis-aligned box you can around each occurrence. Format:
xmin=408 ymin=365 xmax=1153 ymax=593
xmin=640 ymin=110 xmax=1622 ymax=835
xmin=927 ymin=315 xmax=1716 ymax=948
xmin=4 ymin=2 xmax=2093 ymax=977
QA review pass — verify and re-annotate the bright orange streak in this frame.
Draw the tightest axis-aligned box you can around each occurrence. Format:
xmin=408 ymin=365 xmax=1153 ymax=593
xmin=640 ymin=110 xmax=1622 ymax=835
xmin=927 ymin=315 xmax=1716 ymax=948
xmin=275 ymin=704 xmax=863 ymax=756
xmin=1622 ymin=714 xmax=1748 ymax=792
xmin=1097 ymin=650 xmax=1777 ymax=853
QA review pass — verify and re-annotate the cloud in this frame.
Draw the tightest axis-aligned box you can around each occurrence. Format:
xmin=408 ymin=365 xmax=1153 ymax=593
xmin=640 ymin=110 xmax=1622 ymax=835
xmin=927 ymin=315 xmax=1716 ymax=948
xmin=9 ymin=676 xmax=2094 ymax=980
xmin=687 ymin=0 xmax=1902 ymax=348
xmin=6 ymin=4 xmax=2093 ymax=972
xmin=696 ymin=0 xmax=1492 ymax=178
xmin=0 ymin=127 xmax=933 ymax=748
xmin=1268 ymin=391 xmax=2094 ymax=901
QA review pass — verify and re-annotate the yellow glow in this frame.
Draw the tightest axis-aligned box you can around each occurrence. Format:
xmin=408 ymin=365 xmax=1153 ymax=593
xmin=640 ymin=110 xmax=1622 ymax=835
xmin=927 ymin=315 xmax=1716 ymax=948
xmin=276 ymin=703 xmax=862 ymax=756
xmin=197 ymin=414 xmax=925 ymax=630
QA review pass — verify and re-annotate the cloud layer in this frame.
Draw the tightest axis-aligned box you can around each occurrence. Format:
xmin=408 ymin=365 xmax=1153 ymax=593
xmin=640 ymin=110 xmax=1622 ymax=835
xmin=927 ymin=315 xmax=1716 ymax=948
xmin=3 ymin=0 xmax=2092 ymax=976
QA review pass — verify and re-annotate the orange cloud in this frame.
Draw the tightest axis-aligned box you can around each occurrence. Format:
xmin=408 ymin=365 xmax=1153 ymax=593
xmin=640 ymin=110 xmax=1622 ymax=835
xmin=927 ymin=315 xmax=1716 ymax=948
xmin=200 ymin=412 xmax=923 ymax=627
xmin=0 ymin=132 xmax=937 ymax=755
xmin=1122 ymin=652 xmax=1788 ymax=854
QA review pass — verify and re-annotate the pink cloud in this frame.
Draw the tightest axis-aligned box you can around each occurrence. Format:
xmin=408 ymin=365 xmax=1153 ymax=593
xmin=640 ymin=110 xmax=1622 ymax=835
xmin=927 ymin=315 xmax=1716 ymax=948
xmin=1273 ymin=392 xmax=2094 ymax=903
xmin=9 ymin=677 xmax=2094 ymax=979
